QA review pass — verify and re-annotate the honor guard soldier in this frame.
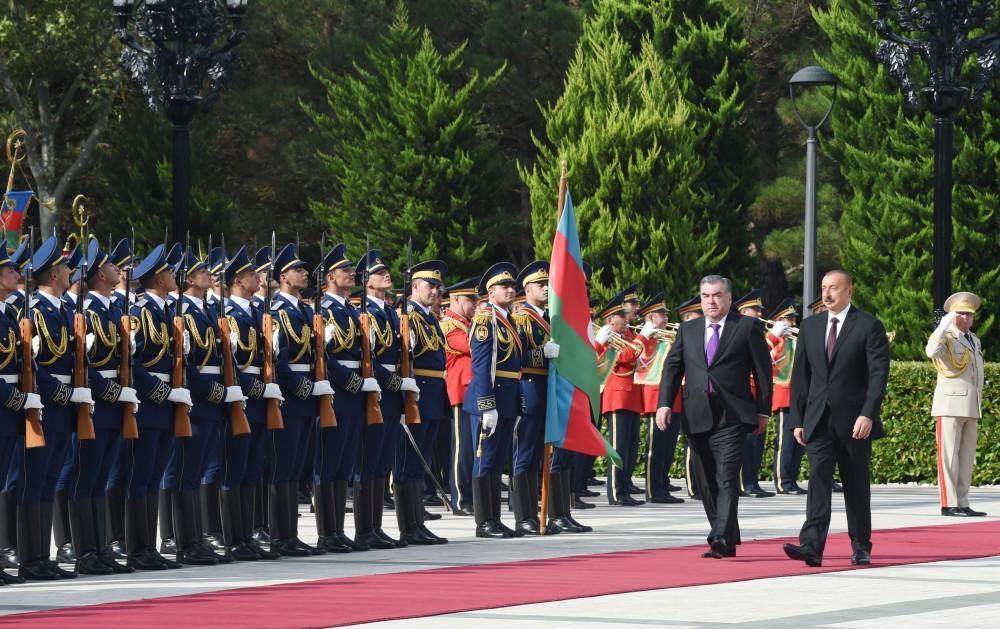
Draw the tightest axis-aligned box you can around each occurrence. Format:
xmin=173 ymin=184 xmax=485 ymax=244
xmin=509 ymin=261 xmax=559 ymax=535
xmin=269 ymin=244 xmax=329 ymax=557
xmin=219 ymin=246 xmax=283 ymax=560
xmin=352 ymin=250 xmax=418 ymax=549
xmin=0 ymin=248 xmax=41 ymax=584
xmin=674 ymin=295 xmax=704 ymax=499
xmin=253 ymin=247 xmax=273 ymax=311
xmin=638 ymin=294 xmax=683 ymax=504
xmin=733 ymin=289 xmax=773 ymax=498
xmin=313 ymin=244 xmax=378 ymax=553
xmin=928 ymin=292 xmax=987 ymax=517
xmin=17 ymin=236 xmax=94 ymax=580
xmin=768 ymin=299 xmax=805 ymax=495
xmin=250 ymin=245 xmax=274 ymax=542
xmin=594 ymin=290 xmax=645 ymax=506
xmin=808 ymin=296 xmax=826 ymax=316
xmin=466 ymin=263 xmax=523 ymax=538
xmin=441 ymin=278 xmax=478 ymax=516
xmin=124 ymin=245 xmax=189 ymax=570
xmin=395 ymin=259 xmax=448 ymax=545
xmin=65 ymin=239 xmax=139 ymax=576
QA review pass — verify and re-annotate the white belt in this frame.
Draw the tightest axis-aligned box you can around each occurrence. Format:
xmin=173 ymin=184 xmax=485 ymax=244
xmin=197 ymin=366 xmax=221 ymax=375
xmin=379 ymin=363 xmax=396 ymax=373
xmin=0 ymin=374 xmax=18 ymax=384
xmin=98 ymin=370 xmax=118 ymax=379
xmin=337 ymin=360 xmax=360 ymax=369
xmin=150 ymin=372 xmax=170 ymax=382
xmin=243 ymin=366 xmax=261 ymax=375
xmin=289 ymin=364 xmax=312 ymax=372
xmin=53 ymin=374 xmax=71 ymax=384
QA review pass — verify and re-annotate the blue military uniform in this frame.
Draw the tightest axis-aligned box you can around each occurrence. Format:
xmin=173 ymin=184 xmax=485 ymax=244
xmin=268 ymin=244 xmax=323 ymax=557
xmin=464 ymin=262 xmax=523 ymax=539
xmin=249 ymin=246 xmax=272 ymax=540
xmin=394 ymin=259 xmax=448 ymax=546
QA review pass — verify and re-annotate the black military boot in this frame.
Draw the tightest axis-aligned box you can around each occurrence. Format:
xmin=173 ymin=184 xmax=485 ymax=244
xmin=174 ymin=491 xmax=217 ymax=566
xmin=157 ymin=488 xmax=176 ymax=556
xmin=561 ymin=470 xmax=592 ymax=532
xmin=18 ymin=503 xmax=58 ymax=580
xmin=200 ymin=483 xmax=225 ymax=551
xmin=93 ymin=496 xmax=132 ymax=573
xmin=491 ymin=474 xmax=520 ymax=538
xmin=40 ymin=502 xmax=76 ymax=578
xmin=53 ymin=491 xmax=76 ymax=565
xmin=334 ymin=480 xmax=366 ymax=551
xmin=220 ymin=489 xmax=257 ymax=561
xmin=0 ymin=490 xmax=19 ymax=569
xmin=316 ymin=482 xmax=351 ymax=553
xmin=411 ymin=480 xmax=446 ymax=544
xmin=511 ymin=474 xmax=540 ymax=536
xmin=353 ymin=479 xmax=380 ymax=549
xmin=396 ymin=480 xmax=432 ymax=546
xmin=474 ymin=476 xmax=506 ymax=539
xmin=371 ymin=478 xmax=404 ymax=548
xmin=241 ymin=485 xmax=278 ymax=560
xmin=71 ymin=498 xmax=113 ymax=575
xmin=104 ymin=485 xmax=126 ymax=559
xmin=286 ymin=482 xmax=323 ymax=556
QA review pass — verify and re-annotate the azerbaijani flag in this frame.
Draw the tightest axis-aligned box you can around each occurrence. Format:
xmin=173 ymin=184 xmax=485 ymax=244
xmin=545 ymin=187 xmax=622 ymax=468
xmin=1 ymin=190 xmax=32 ymax=250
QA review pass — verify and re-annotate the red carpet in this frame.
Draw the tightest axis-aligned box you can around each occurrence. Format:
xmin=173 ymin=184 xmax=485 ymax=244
xmin=8 ymin=520 xmax=1000 ymax=628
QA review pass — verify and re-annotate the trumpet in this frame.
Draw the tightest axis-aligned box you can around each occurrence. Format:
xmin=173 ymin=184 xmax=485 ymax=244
xmin=626 ymin=323 xmax=677 ymax=341
xmin=607 ymin=331 xmax=644 ymax=352
xmin=764 ymin=319 xmax=799 ymax=337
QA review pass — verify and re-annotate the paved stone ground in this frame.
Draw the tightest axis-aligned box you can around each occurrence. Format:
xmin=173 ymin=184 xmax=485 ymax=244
xmin=2 ymin=481 xmax=998 ymax=628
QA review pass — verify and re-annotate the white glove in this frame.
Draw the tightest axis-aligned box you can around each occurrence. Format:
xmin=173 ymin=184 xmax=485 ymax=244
xmin=31 ymin=335 xmax=39 ymax=358
xmin=639 ymin=321 xmax=658 ymax=339
xmin=595 ymin=324 xmax=613 ymax=345
xmin=543 ymin=341 xmax=560 ymax=358
xmin=361 ymin=377 xmax=381 ymax=393
xmin=311 ymin=379 xmax=335 ymax=397
xmin=271 ymin=328 xmax=280 ymax=353
xmin=229 ymin=329 xmax=239 ymax=350
xmin=400 ymin=377 xmax=420 ymax=401
xmin=770 ymin=321 xmax=789 ymax=338
xmin=935 ymin=311 xmax=958 ymax=336
xmin=324 ymin=323 xmax=336 ymax=344
xmin=224 ymin=385 xmax=247 ymax=403
xmin=183 ymin=330 xmax=192 ymax=356
xmin=167 ymin=387 xmax=193 ymax=408
xmin=70 ymin=387 xmax=95 ymax=406
xmin=23 ymin=392 xmax=43 ymax=410
xmin=117 ymin=386 xmax=141 ymax=411
xmin=481 ymin=409 xmax=498 ymax=437
xmin=85 ymin=333 xmax=95 ymax=352
xmin=262 ymin=382 xmax=284 ymax=401
xmin=129 ymin=331 xmax=137 ymax=356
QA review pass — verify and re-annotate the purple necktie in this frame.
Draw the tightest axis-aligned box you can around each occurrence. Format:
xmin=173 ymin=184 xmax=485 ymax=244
xmin=706 ymin=323 xmax=720 ymax=392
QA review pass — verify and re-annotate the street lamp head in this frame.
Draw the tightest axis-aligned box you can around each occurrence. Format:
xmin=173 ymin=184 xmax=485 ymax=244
xmin=226 ymin=0 xmax=249 ymax=25
xmin=789 ymin=65 xmax=838 ymax=130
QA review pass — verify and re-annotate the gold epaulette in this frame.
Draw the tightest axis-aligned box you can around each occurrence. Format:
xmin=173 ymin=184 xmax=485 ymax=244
xmin=510 ymin=311 xmax=529 ymax=326
xmin=472 ymin=311 xmax=492 ymax=327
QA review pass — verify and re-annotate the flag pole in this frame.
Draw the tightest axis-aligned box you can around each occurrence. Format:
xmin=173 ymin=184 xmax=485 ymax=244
xmin=540 ymin=159 xmax=569 ymax=535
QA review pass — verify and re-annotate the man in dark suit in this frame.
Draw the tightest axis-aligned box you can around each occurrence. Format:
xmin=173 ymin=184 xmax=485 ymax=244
xmin=783 ymin=270 xmax=890 ymax=568
xmin=656 ymin=275 xmax=772 ymax=559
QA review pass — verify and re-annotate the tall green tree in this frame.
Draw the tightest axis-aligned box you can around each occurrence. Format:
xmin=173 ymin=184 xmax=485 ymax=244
xmin=814 ymin=0 xmax=1000 ymax=359
xmin=522 ymin=0 xmax=726 ymax=303
xmin=303 ymin=4 xmax=505 ymax=278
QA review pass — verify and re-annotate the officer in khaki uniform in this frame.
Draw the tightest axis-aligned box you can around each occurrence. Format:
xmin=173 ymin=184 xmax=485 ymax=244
xmin=926 ymin=292 xmax=986 ymax=517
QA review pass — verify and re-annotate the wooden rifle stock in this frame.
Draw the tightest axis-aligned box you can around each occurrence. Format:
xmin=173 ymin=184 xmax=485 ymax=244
xmin=172 ymin=315 xmax=192 ymax=437
xmin=261 ymin=312 xmax=284 ymax=430
xmin=360 ymin=313 xmax=383 ymax=425
xmin=119 ymin=314 xmax=138 ymax=439
xmin=219 ymin=315 xmax=251 ymax=436
xmin=21 ymin=318 xmax=44 ymax=448
xmin=74 ymin=311 xmax=96 ymax=440
xmin=399 ymin=312 xmax=420 ymax=425
xmin=314 ymin=312 xmax=337 ymax=428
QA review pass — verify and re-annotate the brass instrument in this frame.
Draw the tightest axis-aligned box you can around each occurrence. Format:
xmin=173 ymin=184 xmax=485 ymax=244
xmin=3 ymin=130 xmax=28 ymax=238
xmin=607 ymin=331 xmax=644 ymax=352
xmin=626 ymin=323 xmax=676 ymax=341
xmin=63 ymin=194 xmax=89 ymax=255
xmin=764 ymin=319 xmax=799 ymax=338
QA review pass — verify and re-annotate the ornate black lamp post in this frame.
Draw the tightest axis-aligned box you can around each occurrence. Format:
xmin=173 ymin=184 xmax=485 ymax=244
xmin=873 ymin=1 xmax=1000 ymax=321
xmin=113 ymin=0 xmax=249 ymax=244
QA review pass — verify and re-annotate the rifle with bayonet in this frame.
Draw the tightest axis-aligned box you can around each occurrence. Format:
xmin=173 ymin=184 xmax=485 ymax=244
xmin=172 ymin=232 xmax=192 ymax=438
xmin=119 ymin=229 xmax=138 ymax=439
xmin=22 ymin=228 xmax=44 ymax=448
xmin=314 ymin=234 xmax=336 ymax=429
xmin=399 ymin=238 xmax=420 ymax=425
xmin=74 ymin=233 xmax=96 ymax=440
xmin=360 ymin=234 xmax=383 ymax=426
xmin=219 ymin=235 xmax=251 ymax=436
xmin=261 ymin=232 xmax=283 ymax=430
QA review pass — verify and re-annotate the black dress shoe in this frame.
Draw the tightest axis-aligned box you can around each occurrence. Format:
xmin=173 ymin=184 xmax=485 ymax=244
xmin=253 ymin=528 xmax=271 ymax=544
xmin=613 ymin=495 xmax=645 ymax=506
xmin=749 ymin=487 xmax=775 ymax=498
xmin=402 ymin=528 xmax=439 ymax=546
xmin=475 ymin=521 xmax=511 ymax=539
xmin=159 ymin=537 xmax=177 ymax=556
xmin=201 ymin=541 xmax=233 ymax=564
xmin=423 ymin=509 xmax=442 ymax=521
xmin=203 ymin=532 xmax=227 ymax=551
xmin=292 ymin=537 xmax=325 ymax=555
xmin=44 ymin=560 xmax=77 ymax=578
xmin=317 ymin=535 xmax=352 ymax=553
xmin=778 ymin=486 xmax=807 ymax=495
xmin=549 ymin=516 xmax=585 ymax=533
xmin=586 ymin=477 xmax=602 ymax=487
xmin=75 ymin=551 xmax=114 ymax=575
xmin=373 ymin=528 xmax=406 ymax=548
xmin=495 ymin=520 xmax=522 ymax=538
xmin=98 ymin=549 xmax=134 ymax=573
xmin=565 ymin=514 xmax=593 ymax=533
xmin=451 ymin=507 xmax=473 ymax=517
xmin=783 ymin=543 xmax=822 ymax=567
xmin=571 ymin=496 xmax=594 ymax=509
xmin=666 ymin=484 xmax=682 ymax=492
xmin=275 ymin=539 xmax=312 ymax=556
xmin=56 ymin=542 xmax=77 ymax=565
xmin=417 ymin=525 xmax=448 ymax=545
xmin=178 ymin=544 xmax=219 ymax=566
xmin=0 ymin=547 xmax=19 ymax=569
xmin=149 ymin=548 xmax=181 ymax=569
xmin=334 ymin=533 xmax=368 ymax=552
xmin=628 ymin=484 xmax=644 ymax=495
xmin=0 ymin=569 xmax=24 ymax=584
xmin=578 ymin=488 xmax=599 ymax=498
xmin=229 ymin=543 xmax=260 ymax=561
xmin=108 ymin=539 xmax=127 ymax=559
xmin=851 ymin=549 xmax=871 ymax=566
xmin=650 ymin=494 xmax=684 ymax=504
xmin=702 ymin=550 xmax=724 ymax=559
xmin=423 ymin=494 xmax=443 ymax=507
xmin=961 ymin=507 xmax=987 ymax=517
xmin=709 ymin=538 xmax=733 ymax=557
xmin=515 ymin=519 xmax=541 ymax=536
xmin=248 ymin=539 xmax=281 ymax=560
xmin=739 ymin=490 xmax=752 ymax=497
xmin=19 ymin=560 xmax=60 ymax=581
xmin=127 ymin=550 xmax=168 ymax=571
xmin=941 ymin=507 xmax=973 ymax=517
xmin=355 ymin=532 xmax=393 ymax=550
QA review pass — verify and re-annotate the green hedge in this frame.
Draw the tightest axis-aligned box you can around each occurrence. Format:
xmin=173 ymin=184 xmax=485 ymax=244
xmin=595 ymin=362 xmax=1000 ymax=486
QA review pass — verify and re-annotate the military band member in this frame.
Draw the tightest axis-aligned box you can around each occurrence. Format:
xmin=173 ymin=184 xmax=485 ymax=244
xmin=394 ymin=260 xmax=448 ymax=545
xmin=0 ymin=247 xmax=40 ymax=584
xmin=441 ymin=278 xmax=478 ymax=516
xmin=808 ymin=296 xmax=826 ymax=316
xmin=621 ymin=282 xmax=644 ymax=498
xmin=314 ymin=244 xmax=378 ymax=553
xmin=466 ymin=263 xmax=522 ymax=538
xmin=219 ymin=247 xmax=282 ymax=560
xmin=768 ymin=298 xmax=805 ymax=495
xmin=594 ymin=290 xmax=645 ymax=506
xmin=638 ymin=294 xmax=683 ymax=504
xmin=353 ymin=250 xmax=418 ymax=549
xmin=732 ymin=289 xmax=773 ymax=498
xmin=269 ymin=244 xmax=330 ymax=557
xmin=927 ymin=292 xmax=987 ymax=517
xmin=120 ymin=245 xmax=188 ymax=571
xmin=675 ymin=295 xmax=704 ymax=499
